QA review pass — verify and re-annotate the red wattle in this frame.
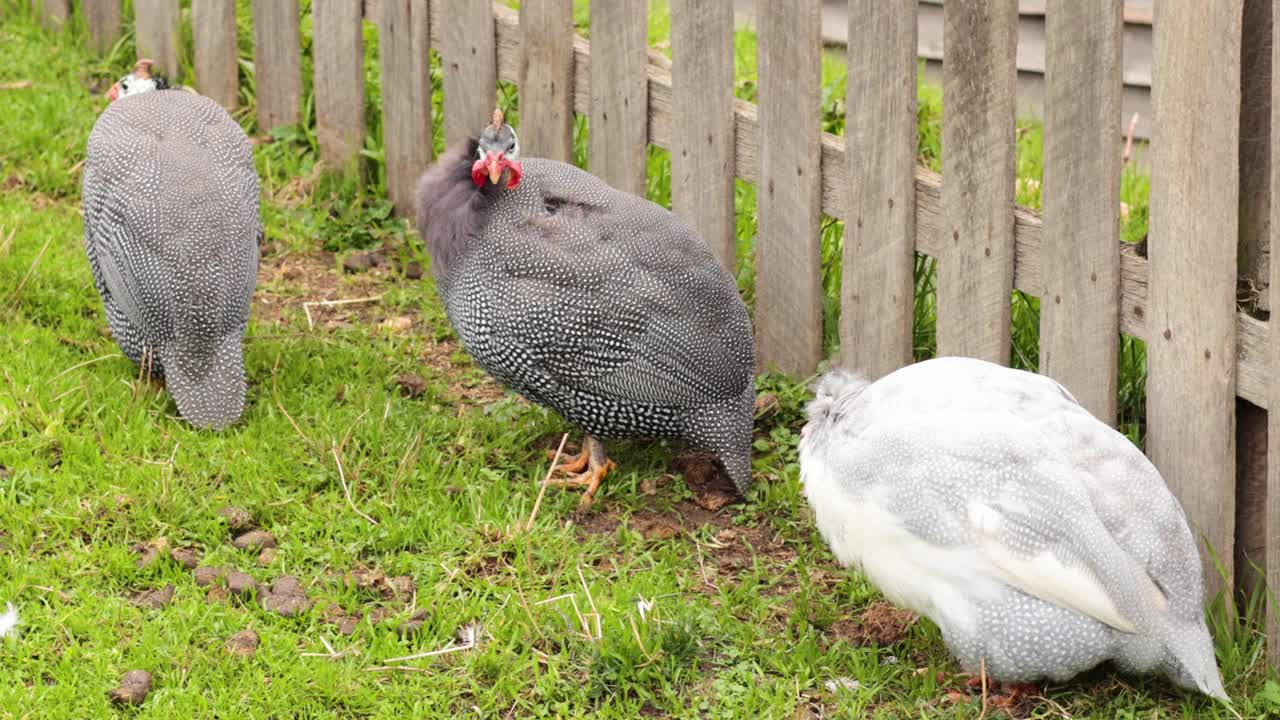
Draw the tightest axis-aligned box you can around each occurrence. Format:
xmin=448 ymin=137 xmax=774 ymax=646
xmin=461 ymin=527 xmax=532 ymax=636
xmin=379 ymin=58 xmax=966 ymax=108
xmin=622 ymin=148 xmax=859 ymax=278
xmin=505 ymin=161 xmax=523 ymax=188
xmin=471 ymin=158 xmax=488 ymax=187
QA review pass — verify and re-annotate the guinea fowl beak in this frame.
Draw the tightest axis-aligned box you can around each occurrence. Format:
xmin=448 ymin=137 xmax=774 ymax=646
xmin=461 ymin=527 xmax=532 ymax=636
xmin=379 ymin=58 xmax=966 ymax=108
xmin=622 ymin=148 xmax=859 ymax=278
xmin=486 ymin=152 xmax=503 ymax=184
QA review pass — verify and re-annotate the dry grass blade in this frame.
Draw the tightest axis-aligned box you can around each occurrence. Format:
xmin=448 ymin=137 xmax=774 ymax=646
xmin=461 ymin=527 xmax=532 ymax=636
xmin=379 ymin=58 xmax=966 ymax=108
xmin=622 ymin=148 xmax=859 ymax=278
xmin=977 ymin=656 xmax=988 ymax=720
xmin=271 ymin=353 xmax=311 ymax=446
xmin=0 ymin=226 xmax=16 ymax=257
xmin=389 ymin=431 xmax=422 ymax=501
xmin=53 ymin=353 xmax=121 ymax=380
xmin=9 ymin=234 xmax=53 ymax=307
xmin=521 ymin=433 xmax=568 ymax=532
xmin=302 ymin=295 xmax=383 ymax=331
xmin=332 ymin=442 xmax=377 ymax=525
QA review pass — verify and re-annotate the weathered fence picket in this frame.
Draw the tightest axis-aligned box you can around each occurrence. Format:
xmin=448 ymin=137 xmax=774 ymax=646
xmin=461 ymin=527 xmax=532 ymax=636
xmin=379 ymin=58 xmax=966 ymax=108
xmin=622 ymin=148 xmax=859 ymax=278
xmin=518 ymin=0 xmax=575 ymax=162
xmin=588 ymin=0 xmax=648 ymax=195
xmin=840 ymin=0 xmax=917 ymax=381
xmin=82 ymin=0 xmax=120 ymax=54
xmin=252 ymin=0 xmax=301 ymax=132
xmin=313 ymin=0 xmax=366 ymax=171
xmin=192 ymin=0 xmax=239 ymax=111
xmin=41 ymin=0 xmax=67 ymax=28
xmin=937 ymin=0 xmax=1017 ymax=365
xmin=1268 ymin=0 xmax=1280 ymax=662
xmin=1039 ymin=0 xmax=1122 ymax=424
xmin=378 ymin=0 xmax=432 ymax=216
xmin=755 ymin=0 xmax=822 ymax=376
xmin=670 ymin=0 xmax=736 ymax=271
xmin=134 ymin=0 xmax=180 ymax=80
xmin=438 ymin=0 xmax=496 ymax=148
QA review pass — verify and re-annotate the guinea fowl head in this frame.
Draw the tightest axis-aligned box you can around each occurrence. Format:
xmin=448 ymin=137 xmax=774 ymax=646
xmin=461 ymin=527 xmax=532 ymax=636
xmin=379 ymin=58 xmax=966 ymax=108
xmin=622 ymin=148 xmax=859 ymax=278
xmin=106 ymin=59 xmax=169 ymax=103
xmin=472 ymin=108 xmax=522 ymax=188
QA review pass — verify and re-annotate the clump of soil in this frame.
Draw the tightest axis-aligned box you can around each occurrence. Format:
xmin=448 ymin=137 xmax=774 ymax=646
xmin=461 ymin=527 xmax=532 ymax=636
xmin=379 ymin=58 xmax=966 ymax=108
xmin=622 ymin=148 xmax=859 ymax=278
xmin=216 ymin=506 xmax=254 ymax=531
xmin=257 ymin=548 xmax=278 ymax=566
xmin=827 ymin=601 xmax=917 ymax=647
xmin=232 ymin=530 xmax=277 ymax=552
xmin=130 ymin=585 xmax=175 ymax=609
xmin=394 ymin=373 xmax=428 ymax=398
xmin=671 ymin=452 xmax=739 ymax=511
xmin=193 ymin=566 xmax=226 ymax=587
xmin=261 ymin=576 xmax=310 ymax=617
xmin=226 ymin=571 xmax=259 ymax=598
xmin=108 ymin=670 xmax=152 ymax=706
xmin=347 ymin=566 xmax=415 ymax=601
xmin=132 ymin=538 xmax=169 ymax=568
xmin=629 ymin=511 xmax=682 ymax=541
xmin=170 ymin=547 xmax=202 ymax=570
xmin=397 ymin=609 xmax=430 ymax=638
xmin=320 ymin=603 xmax=362 ymax=636
xmin=225 ymin=629 xmax=259 ymax=658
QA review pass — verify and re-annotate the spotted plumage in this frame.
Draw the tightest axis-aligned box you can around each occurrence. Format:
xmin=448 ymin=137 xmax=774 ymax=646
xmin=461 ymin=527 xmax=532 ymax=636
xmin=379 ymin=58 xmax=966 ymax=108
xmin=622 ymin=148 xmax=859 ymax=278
xmin=415 ymin=127 xmax=755 ymax=500
xmin=82 ymin=66 xmax=260 ymax=429
xmin=799 ymin=357 xmax=1227 ymax=699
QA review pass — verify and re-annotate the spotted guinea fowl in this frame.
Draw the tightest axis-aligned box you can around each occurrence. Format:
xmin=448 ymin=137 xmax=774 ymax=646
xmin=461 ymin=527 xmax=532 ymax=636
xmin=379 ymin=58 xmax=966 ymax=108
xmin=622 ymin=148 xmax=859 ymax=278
xmin=82 ymin=59 xmax=260 ymax=429
xmin=415 ymin=109 xmax=755 ymax=507
xmin=799 ymin=357 xmax=1227 ymax=700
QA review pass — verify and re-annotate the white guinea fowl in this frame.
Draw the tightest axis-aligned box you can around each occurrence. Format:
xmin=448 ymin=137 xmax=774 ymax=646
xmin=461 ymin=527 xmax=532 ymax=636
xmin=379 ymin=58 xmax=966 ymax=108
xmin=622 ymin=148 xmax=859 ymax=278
xmin=799 ymin=356 xmax=1227 ymax=700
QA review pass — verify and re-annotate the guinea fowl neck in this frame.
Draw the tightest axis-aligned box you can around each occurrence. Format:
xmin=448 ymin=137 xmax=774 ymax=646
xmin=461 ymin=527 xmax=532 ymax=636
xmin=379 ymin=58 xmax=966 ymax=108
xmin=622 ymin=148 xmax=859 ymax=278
xmin=414 ymin=139 xmax=504 ymax=281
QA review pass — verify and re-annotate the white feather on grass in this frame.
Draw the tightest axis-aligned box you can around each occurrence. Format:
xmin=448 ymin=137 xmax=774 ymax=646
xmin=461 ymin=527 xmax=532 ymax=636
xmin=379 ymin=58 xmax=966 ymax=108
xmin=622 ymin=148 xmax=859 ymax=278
xmin=0 ymin=603 xmax=18 ymax=638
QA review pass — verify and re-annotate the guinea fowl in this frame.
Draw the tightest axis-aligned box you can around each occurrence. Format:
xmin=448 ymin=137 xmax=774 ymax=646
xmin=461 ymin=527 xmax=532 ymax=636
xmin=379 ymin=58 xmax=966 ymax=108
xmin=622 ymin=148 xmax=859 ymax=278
xmin=82 ymin=59 xmax=260 ymax=429
xmin=799 ymin=357 xmax=1227 ymax=700
xmin=415 ymin=110 xmax=755 ymax=507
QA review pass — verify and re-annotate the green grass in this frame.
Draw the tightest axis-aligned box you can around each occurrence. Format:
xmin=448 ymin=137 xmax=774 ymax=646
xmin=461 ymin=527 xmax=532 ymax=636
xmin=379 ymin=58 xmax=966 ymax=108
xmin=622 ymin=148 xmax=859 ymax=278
xmin=1 ymin=4 xmax=1274 ymax=718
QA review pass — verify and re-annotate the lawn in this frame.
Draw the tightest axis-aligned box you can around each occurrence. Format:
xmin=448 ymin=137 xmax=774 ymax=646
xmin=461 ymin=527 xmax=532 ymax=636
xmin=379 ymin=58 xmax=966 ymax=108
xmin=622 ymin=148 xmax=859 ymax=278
xmin=0 ymin=3 xmax=1276 ymax=719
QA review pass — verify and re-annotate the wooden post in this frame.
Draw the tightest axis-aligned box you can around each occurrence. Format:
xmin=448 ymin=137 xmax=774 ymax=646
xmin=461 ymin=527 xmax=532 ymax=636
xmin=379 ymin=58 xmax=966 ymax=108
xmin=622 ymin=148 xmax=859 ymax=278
xmin=252 ymin=0 xmax=302 ymax=132
xmin=589 ymin=0 xmax=648 ymax=195
xmin=518 ymin=0 xmax=575 ymax=162
xmin=840 ymin=0 xmax=916 ymax=380
xmin=1148 ymin=0 xmax=1243 ymax=602
xmin=670 ymin=0 xmax=736 ymax=271
xmin=1237 ymin=0 xmax=1272 ymax=616
xmin=313 ymin=0 xmax=366 ymax=172
xmin=1039 ymin=0 xmax=1122 ymax=423
xmin=82 ymin=0 xmax=122 ymax=54
xmin=754 ymin=0 xmax=822 ymax=376
xmin=193 ymin=0 xmax=239 ymax=110
xmin=438 ymin=0 xmax=497 ymax=149
xmin=134 ymin=0 xmax=180 ymax=81
xmin=936 ymin=0 xmax=1017 ymax=364
xmin=41 ymin=0 xmax=68 ymax=28
xmin=379 ymin=0 xmax=432 ymax=216
xmin=1266 ymin=0 xmax=1280 ymax=667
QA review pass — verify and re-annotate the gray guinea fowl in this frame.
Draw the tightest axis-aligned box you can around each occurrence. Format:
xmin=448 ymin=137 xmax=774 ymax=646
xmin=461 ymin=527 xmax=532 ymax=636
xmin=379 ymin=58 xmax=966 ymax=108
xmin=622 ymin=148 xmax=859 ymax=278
xmin=82 ymin=59 xmax=261 ymax=429
xmin=799 ymin=357 xmax=1227 ymax=700
xmin=415 ymin=110 xmax=755 ymax=507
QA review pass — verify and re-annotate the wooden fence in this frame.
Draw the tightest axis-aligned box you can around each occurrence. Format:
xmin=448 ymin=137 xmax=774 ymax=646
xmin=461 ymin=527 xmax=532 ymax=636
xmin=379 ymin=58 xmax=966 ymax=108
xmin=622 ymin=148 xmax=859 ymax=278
xmin=29 ymin=0 xmax=1280 ymax=665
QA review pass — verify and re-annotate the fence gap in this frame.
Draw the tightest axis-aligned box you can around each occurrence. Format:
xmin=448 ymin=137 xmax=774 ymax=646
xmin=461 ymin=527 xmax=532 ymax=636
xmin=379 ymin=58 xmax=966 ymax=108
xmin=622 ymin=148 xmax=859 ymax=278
xmin=252 ymin=0 xmax=302 ymax=133
xmin=754 ymin=0 xmax=822 ymax=375
xmin=379 ymin=0 xmax=432 ymax=217
xmin=193 ymin=0 xmax=239 ymax=111
xmin=669 ymin=0 xmax=735 ymax=271
xmin=312 ymin=0 xmax=366 ymax=172
xmin=134 ymin=0 xmax=180 ymax=80
xmin=439 ymin=0 xmax=496 ymax=149
xmin=1039 ymin=0 xmax=1122 ymax=423
xmin=518 ymin=0 xmax=575 ymax=162
xmin=588 ymin=0 xmax=648 ymax=195
xmin=840 ymin=0 xmax=917 ymax=380
xmin=936 ymin=1 xmax=1017 ymax=364
xmin=82 ymin=0 xmax=121 ymax=55
xmin=1147 ymin=0 xmax=1244 ymax=602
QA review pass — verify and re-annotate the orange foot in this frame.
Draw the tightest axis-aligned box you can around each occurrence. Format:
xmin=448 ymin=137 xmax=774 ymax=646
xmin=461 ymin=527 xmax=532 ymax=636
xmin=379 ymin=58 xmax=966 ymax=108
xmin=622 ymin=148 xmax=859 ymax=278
xmin=545 ymin=435 xmax=616 ymax=508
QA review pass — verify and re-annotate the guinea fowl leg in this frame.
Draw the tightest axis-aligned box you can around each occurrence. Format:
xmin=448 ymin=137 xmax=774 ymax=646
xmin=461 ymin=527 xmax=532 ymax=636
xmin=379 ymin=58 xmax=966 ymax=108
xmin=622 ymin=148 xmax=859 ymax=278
xmin=545 ymin=435 xmax=616 ymax=508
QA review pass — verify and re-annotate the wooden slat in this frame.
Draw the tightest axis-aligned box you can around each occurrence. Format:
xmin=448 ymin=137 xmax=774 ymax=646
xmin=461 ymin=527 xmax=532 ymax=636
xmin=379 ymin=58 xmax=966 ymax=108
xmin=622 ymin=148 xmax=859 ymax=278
xmin=134 ymin=0 xmax=180 ymax=80
xmin=754 ymin=0 xmax=822 ymax=375
xmin=192 ymin=0 xmax=239 ymax=110
xmin=41 ymin=0 xmax=67 ymax=27
xmin=1039 ymin=0 xmax=1122 ymax=423
xmin=379 ymin=0 xmax=432 ymax=216
xmin=518 ymin=0 xmax=574 ymax=161
xmin=438 ymin=0 xmax=496 ymax=148
xmin=313 ymin=0 xmax=366 ymax=171
xmin=588 ymin=0 xmax=648 ymax=195
xmin=450 ymin=3 xmax=1277 ymax=415
xmin=936 ymin=0 xmax=1017 ymax=364
xmin=840 ymin=0 xmax=917 ymax=380
xmin=82 ymin=0 xmax=121 ymax=54
xmin=670 ymin=0 xmax=736 ymax=271
xmin=1269 ymin=0 xmax=1280 ymax=661
xmin=252 ymin=0 xmax=302 ymax=132
xmin=1147 ymin=0 xmax=1243 ymax=600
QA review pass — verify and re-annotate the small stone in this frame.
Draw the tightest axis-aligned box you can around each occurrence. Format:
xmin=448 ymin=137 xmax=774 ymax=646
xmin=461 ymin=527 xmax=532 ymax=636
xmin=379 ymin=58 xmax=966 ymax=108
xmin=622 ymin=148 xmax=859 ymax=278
xmin=133 ymin=538 xmax=169 ymax=569
xmin=753 ymin=393 xmax=780 ymax=417
xmin=403 ymin=261 xmax=423 ymax=280
xmin=170 ymin=547 xmax=201 ymax=570
xmin=335 ymin=615 xmax=360 ymax=635
xmin=216 ymin=506 xmax=254 ymax=531
xmin=192 ymin=566 xmax=226 ymax=587
xmin=394 ymin=374 xmax=428 ymax=399
xmin=257 ymin=547 xmax=277 ymax=566
xmin=226 ymin=571 xmax=259 ymax=597
xmin=130 ymin=585 xmax=175 ymax=609
xmin=342 ymin=253 xmax=373 ymax=273
xmin=225 ymin=629 xmax=259 ymax=658
xmin=232 ymin=530 xmax=277 ymax=552
xmin=261 ymin=576 xmax=309 ymax=617
xmin=206 ymin=586 xmax=231 ymax=604
xmin=108 ymin=670 xmax=152 ymax=706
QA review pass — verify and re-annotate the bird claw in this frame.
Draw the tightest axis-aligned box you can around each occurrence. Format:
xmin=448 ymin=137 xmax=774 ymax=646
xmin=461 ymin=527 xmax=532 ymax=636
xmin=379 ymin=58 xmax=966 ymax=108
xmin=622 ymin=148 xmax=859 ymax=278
xmin=546 ymin=446 xmax=589 ymax=475
xmin=546 ymin=458 xmax=616 ymax=509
